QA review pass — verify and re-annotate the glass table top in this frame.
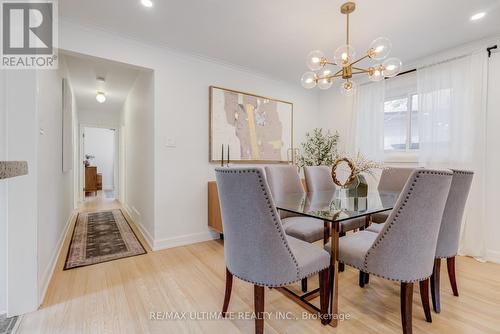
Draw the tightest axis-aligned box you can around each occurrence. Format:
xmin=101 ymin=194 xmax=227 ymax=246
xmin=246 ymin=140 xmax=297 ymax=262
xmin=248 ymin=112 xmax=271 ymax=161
xmin=274 ymin=189 xmax=400 ymax=223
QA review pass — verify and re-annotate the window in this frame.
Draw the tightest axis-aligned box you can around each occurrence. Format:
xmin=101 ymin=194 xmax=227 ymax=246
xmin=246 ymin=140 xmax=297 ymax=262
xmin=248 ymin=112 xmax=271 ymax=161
xmin=384 ymin=94 xmax=419 ymax=151
xmin=383 ymin=72 xmax=419 ymax=152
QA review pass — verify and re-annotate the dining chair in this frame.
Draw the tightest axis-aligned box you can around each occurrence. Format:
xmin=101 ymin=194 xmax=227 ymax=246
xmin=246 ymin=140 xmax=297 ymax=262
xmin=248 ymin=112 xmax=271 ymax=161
xmin=304 ymin=165 xmax=367 ymax=273
xmin=215 ymin=168 xmax=331 ymax=334
xmin=265 ymin=165 xmax=328 ymax=292
xmin=368 ymin=167 xmax=416 ymax=227
xmin=424 ymin=170 xmax=473 ymax=314
xmin=325 ymin=169 xmax=453 ymax=334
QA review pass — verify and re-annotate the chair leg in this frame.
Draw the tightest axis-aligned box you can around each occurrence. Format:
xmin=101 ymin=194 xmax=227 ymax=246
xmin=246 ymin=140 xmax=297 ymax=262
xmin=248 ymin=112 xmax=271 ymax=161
xmin=401 ymin=282 xmax=414 ymax=334
xmin=359 ymin=272 xmax=365 ymax=288
xmin=301 ymin=278 xmax=308 ymax=293
xmin=430 ymin=258 xmax=441 ymax=313
xmin=323 ymin=221 xmax=330 ymax=245
xmin=318 ymin=268 xmax=331 ymax=325
xmin=254 ymin=285 xmax=265 ymax=334
xmin=222 ymin=268 xmax=233 ymax=317
xmin=365 ymin=273 xmax=370 ymax=284
xmin=338 ymin=232 xmax=346 ymax=272
xmin=419 ymin=279 xmax=432 ymax=323
xmin=447 ymin=257 xmax=459 ymax=297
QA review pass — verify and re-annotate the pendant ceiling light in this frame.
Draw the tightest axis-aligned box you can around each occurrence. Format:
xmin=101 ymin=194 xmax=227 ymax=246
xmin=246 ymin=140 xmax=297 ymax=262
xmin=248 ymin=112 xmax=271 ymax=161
xmin=301 ymin=1 xmax=402 ymax=95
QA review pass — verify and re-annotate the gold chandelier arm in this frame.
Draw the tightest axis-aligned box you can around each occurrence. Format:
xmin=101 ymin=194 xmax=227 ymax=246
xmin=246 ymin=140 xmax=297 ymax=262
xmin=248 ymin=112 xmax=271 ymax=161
xmin=349 ymin=54 xmax=370 ymax=67
xmin=352 ymin=67 xmax=369 ymax=73
xmin=317 ymin=72 xmax=343 ymax=81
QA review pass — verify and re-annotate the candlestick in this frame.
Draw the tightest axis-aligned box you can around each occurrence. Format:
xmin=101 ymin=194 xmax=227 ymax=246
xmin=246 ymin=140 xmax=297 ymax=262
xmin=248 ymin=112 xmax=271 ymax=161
xmin=221 ymin=144 xmax=224 ymax=167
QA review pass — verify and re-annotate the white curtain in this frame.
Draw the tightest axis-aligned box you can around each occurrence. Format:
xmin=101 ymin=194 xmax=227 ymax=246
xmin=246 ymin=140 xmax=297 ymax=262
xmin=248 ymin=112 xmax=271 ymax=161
xmin=417 ymin=51 xmax=488 ymax=259
xmin=352 ymin=81 xmax=385 ymax=161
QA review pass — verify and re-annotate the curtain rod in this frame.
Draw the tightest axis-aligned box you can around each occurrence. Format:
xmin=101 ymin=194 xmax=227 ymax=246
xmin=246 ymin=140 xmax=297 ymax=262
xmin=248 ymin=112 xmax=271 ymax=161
xmin=385 ymin=68 xmax=416 ymax=79
xmin=487 ymin=45 xmax=498 ymax=57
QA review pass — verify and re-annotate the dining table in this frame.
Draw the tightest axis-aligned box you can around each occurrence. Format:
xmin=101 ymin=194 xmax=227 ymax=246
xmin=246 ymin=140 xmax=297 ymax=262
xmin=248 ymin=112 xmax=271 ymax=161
xmin=273 ymin=188 xmax=400 ymax=327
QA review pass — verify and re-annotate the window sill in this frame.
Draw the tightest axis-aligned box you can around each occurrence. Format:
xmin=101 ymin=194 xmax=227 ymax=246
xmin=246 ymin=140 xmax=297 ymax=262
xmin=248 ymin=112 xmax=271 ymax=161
xmin=383 ymin=151 xmax=419 ymax=164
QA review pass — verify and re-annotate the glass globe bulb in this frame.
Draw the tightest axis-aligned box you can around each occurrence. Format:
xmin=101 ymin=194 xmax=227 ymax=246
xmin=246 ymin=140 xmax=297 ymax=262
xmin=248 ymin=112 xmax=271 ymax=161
xmin=368 ymin=37 xmax=392 ymax=60
xmin=318 ymin=77 xmax=333 ymax=90
xmin=340 ymin=80 xmax=356 ymax=96
xmin=306 ymin=50 xmax=326 ymax=71
xmin=333 ymin=44 xmax=356 ymax=67
xmin=382 ymin=57 xmax=402 ymax=77
xmin=301 ymin=72 xmax=317 ymax=89
xmin=368 ymin=66 xmax=384 ymax=82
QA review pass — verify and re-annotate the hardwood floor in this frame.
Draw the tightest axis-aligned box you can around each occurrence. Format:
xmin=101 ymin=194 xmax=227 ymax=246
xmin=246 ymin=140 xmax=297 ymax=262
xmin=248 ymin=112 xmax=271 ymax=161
xmin=18 ymin=199 xmax=500 ymax=333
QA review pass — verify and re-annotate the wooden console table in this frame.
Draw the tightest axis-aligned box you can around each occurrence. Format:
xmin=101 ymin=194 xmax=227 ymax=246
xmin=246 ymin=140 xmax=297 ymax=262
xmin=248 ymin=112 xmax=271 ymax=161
xmin=207 ymin=179 xmax=308 ymax=235
xmin=208 ymin=181 xmax=223 ymax=234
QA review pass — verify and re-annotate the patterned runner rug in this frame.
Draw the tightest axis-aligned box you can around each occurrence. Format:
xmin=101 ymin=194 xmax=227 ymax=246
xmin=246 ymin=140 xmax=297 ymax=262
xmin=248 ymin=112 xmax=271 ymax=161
xmin=64 ymin=210 xmax=146 ymax=270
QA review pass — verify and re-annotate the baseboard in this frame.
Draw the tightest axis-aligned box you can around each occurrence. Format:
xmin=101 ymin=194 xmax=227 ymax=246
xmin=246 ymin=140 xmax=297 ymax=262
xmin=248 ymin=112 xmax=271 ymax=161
xmin=486 ymin=250 xmax=500 ymax=264
xmin=122 ymin=204 xmax=154 ymax=250
xmin=38 ymin=211 xmax=76 ymax=306
xmin=153 ymin=231 xmax=219 ymax=251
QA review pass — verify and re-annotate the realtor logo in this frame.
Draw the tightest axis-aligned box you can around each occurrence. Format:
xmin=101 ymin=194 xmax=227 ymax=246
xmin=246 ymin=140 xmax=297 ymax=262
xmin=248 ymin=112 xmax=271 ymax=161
xmin=1 ymin=0 xmax=58 ymax=69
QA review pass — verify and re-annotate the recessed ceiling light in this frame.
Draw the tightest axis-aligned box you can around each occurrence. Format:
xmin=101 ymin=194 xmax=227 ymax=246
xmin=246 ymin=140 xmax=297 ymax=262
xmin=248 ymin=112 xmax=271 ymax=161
xmin=141 ymin=0 xmax=153 ymax=8
xmin=470 ymin=12 xmax=486 ymax=21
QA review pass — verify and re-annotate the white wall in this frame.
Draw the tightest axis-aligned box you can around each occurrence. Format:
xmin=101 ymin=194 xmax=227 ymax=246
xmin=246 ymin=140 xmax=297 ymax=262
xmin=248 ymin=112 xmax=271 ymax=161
xmin=0 ymin=70 xmax=6 ymax=314
xmin=36 ymin=61 xmax=77 ymax=304
xmin=60 ymin=20 xmax=321 ymax=250
xmin=78 ymin=108 xmax=122 ymax=129
xmin=84 ymin=127 xmax=116 ymax=190
xmin=3 ymin=70 xmax=38 ymax=316
xmin=122 ymin=71 xmax=155 ymax=244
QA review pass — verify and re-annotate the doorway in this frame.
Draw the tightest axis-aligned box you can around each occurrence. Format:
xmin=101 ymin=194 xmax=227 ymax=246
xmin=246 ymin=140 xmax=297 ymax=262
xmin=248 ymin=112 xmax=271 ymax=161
xmin=81 ymin=126 xmax=118 ymax=201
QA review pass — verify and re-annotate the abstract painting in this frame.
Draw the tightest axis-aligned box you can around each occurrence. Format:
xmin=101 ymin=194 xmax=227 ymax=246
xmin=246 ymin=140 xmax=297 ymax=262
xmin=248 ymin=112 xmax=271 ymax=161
xmin=209 ymin=86 xmax=293 ymax=163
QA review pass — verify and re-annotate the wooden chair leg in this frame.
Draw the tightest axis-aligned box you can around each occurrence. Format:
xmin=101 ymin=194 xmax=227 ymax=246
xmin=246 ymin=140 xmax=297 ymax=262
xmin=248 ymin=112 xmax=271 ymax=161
xmin=365 ymin=273 xmax=370 ymax=284
xmin=447 ymin=257 xmax=459 ymax=297
xmin=222 ymin=268 xmax=233 ymax=317
xmin=419 ymin=279 xmax=432 ymax=323
xmin=338 ymin=232 xmax=346 ymax=272
xmin=431 ymin=258 xmax=441 ymax=313
xmin=401 ymin=282 xmax=414 ymax=334
xmin=301 ymin=278 xmax=308 ymax=293
xmin=359 ymin=272 xmax=365 ymax=288
xmin=323 ymin=221 xmax=330 ymax=245
xmin=254 ymin=285 xmax=265 ymax=334
xmin=319 ymin=268 xmax=331 ymax=325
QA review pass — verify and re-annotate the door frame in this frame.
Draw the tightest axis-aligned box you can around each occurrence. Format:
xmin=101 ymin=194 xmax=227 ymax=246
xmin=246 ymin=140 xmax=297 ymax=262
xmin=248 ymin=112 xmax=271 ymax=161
xmin=78 ymin=123 xmax=121 ymax=202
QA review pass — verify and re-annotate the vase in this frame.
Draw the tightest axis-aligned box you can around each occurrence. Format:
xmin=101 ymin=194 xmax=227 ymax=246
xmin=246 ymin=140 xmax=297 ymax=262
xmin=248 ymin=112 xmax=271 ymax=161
xmin=346 ymin=174 xmax=368 ymax=197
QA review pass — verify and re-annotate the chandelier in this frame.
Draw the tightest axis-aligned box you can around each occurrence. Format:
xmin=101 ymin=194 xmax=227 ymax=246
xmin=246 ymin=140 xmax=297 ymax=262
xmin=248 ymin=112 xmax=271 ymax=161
xmin=301 ymin=1 xmax=402 ymax=95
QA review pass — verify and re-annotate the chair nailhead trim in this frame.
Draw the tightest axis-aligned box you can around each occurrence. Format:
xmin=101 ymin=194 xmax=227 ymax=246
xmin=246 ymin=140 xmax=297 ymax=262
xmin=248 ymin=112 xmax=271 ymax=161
xmin=360 ymin=169 xmax=452 ymax=282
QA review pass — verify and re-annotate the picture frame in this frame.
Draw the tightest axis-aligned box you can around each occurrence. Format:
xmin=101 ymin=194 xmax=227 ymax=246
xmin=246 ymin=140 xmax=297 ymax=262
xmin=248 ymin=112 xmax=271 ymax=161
xmin=209 ymin=86 xmax=293 ymax=164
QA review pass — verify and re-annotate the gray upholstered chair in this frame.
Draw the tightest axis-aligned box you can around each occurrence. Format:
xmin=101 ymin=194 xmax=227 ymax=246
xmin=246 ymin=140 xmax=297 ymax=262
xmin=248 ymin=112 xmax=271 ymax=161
xmin=265 ymin=165 xmax=327 ymax=292
xmin=367 ymin=167 xmax=416 ymax=232
xmin=325 ymin=169 xmax=453 ymax=334
xmin=215 ymin=168 xmax=331 ymax=333
xmin=363 ymin=167 xmax=416 ymax=286
xmin=424 ymin=170 xmax=473 ymax=314
xmin=303 ymin=165 xmax=367 ymax=274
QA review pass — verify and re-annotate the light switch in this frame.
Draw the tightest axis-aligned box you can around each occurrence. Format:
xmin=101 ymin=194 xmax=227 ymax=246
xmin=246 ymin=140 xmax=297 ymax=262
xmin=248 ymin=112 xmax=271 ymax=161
xmin=165 ymin=138 xmax=176 ymax=148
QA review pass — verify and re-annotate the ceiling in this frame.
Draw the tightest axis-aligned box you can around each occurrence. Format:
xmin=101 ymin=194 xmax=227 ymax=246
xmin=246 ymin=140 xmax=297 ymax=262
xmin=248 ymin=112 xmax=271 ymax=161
xmin=63 ymin=53 xmax=142 ymax=113
xmin=60 ymin=0 xmax=500 ymax=82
